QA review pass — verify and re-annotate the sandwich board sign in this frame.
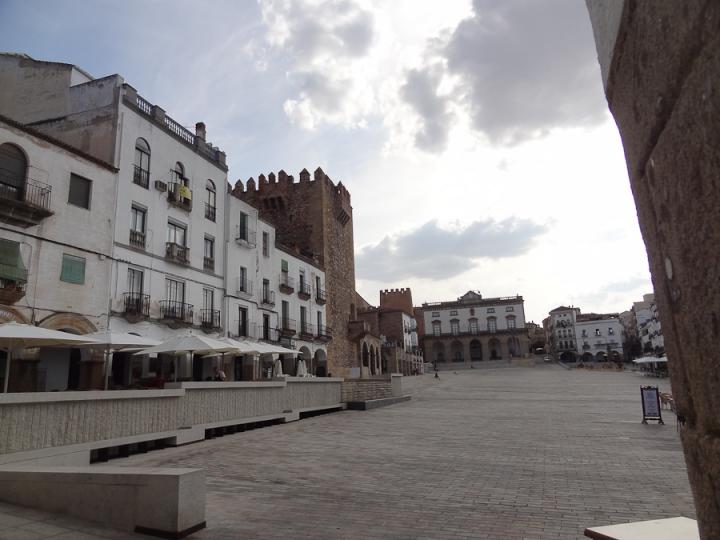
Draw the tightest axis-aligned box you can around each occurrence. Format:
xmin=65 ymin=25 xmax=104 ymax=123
xmin=641 ymin=386 xmax=664 ymax=424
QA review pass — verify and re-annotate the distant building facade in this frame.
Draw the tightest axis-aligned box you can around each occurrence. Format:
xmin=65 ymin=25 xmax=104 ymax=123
xmin=545 ymin=305 xmax=623 ymax=361
xmin=420 ymin=291 xmax=529 ymax=368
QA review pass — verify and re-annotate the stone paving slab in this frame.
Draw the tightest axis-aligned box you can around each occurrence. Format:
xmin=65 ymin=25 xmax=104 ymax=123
xmin=119 ymin=366 xmax=695 ymax=539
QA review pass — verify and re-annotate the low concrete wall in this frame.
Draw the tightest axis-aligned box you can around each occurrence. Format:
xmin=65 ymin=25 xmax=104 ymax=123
xmin=0 ymin=465 xmax=206 ymax=536
xmin=0 ymin=378 xmax=344 ymax=465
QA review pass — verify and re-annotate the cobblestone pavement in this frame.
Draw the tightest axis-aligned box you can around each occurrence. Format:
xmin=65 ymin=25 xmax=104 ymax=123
xmin=122 ymin=366 xmax=695 ymax=540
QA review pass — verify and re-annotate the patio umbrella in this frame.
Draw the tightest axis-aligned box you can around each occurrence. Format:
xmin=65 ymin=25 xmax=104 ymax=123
xmin=273 ymin=357 xmax=284 ymax=377
xmin=81 ymin=331 xmax=161 ymax=389
xmin=0 ymin=322 xmax=100 ymax=393
xmin=296 ymin=358 xmax=308 ymax=377
xmin=134 ymin=335 xmax=239 ymax=381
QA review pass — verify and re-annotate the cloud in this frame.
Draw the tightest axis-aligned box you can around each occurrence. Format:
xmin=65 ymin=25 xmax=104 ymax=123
xmin=401 ymin=67 xmax=454 ymax=153
xmin=400 ymin=0 xmax=608 ymax=149
xmin=575 ymin=276 xmax=653 ymax=308
xmin=356 ymin=218 xmax=550 ymax=281
xmin=258 ymin=0 xmax=377 ymax=129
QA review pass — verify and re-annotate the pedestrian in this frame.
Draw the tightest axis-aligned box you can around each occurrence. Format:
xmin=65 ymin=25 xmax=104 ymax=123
xmin=214 ymin=366 xmax=227 ymax=382
xmin=434 ymin=371 xmax=439 ymax=379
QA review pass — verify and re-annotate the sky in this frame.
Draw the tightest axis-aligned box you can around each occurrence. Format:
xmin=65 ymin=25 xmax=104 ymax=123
xmin=0 ymin=0 xmax=653 ymax=322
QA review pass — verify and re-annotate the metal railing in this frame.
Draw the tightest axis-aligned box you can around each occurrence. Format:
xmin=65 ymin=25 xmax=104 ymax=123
xmin=237 ymin=276 xmax=253 ymax=296
xmin=300 ymin=322 xmax=315 ymax=336
xmin=205 ymin=203 xmax=216 ymax=222
xmin=200 ymin=309 xmax=220 ymax=329
xmin=261 ymin=290 xmax=275 ymax=306
xmin=315 ymin=288 xmax=326 ymax=304
xmin=317 ymin=324 xmax=333 ymax=340
xmin=132 ymin=165 xmax=149 ymax=188
xmin=260 ymin=325 xmax=279 ymax=342
xmin=203 ymin=256 xmax=215 ymax=272
xmin=234 ymin=321 xmax=256 ymax=339
xmin=0 ymin=173 xmax=52 ymax=212
xmin=167 ymin=179 xmax=192 ymax=210
xmin=123 ymin=293 xmax=150 ymax=317
xmin=235 ymin=224 xmax=257 ymax=247
xmin=279 ymin=273 xmax=294 ymax=291
xmin=279 ymin=318 xmax=296 ymax=334
xmin=129 ymin=229 xmax=145 ymax=249
xmin=165 ymin=242 xmax=189 ymax=264
xmin=298 ymin=281 xmax=311 ymax=297
xmin=160 ymin=300 xmax=193 ymax=323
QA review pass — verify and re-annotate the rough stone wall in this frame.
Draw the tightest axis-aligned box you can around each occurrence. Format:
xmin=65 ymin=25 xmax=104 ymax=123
xmin=341 ymin=379 xmax=392 ymax=402
xmin=235 ymin=168 xmax=358 ymax=378
xmin=379 ymin=288 xmax=414 ymax=315
xmin=357 ymin=309 xmax=380 ymax=338
xmin=586 ymin=2 xmax=720 ymax=537
xmin=379 ymin=311 xmax=405 ymax=345
xmin=414 ymin=306 xmax=426 ymax=339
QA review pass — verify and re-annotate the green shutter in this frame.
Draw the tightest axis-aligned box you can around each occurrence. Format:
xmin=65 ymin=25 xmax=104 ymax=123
xmin=60 ymin=254 xmax=86 ymax=284
xmin=281 ymin=259 xmax=288 ymax=272
xmin=0 ymin=240 xmax=27 ymax=282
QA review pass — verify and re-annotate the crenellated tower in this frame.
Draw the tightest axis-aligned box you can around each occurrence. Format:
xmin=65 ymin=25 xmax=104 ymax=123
xmin=234 ymin=167 xmax=357 ymax=377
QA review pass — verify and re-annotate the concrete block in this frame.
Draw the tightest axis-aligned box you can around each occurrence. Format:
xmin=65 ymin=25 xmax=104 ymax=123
xmin=0 ymin=465 xmax=206 ymax=538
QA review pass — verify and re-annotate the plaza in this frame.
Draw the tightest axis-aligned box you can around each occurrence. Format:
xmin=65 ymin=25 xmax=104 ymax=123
xmin=97 ymin=364 xmax=696 ymax=539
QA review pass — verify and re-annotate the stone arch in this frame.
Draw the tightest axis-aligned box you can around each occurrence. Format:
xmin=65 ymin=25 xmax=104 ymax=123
xmin=433 ymin=342 xmax=445 ymax=363
xmin=595 ymin=351 xmax=607 ymax=362
xmin=582 ymin=352 xmax=593 ymax=362
xmin=362 ymin=342 xmax=369 ymax=367
xmin=314 ymin=348 xmax=328 ymax=377
xmin=451 ymin=340 xmax=463 ymax=362
xmin=507 ymin=336 xmax=520 ymax=357
xmin=470 ymin=339 xmax=483 ymax=361
xmin=38 ymin=312 xmax=97 ymax=334
xmin=0 ymin=306 xmax=29 ymax=324
xmin=560 ymin=351 xmax=576 ymax=362
xmin=489 ymin=338 xmax=501 ymax=359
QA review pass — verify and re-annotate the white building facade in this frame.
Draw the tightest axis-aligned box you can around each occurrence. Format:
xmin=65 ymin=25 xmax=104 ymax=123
xmin=575 ymin=316 xmax=624 ymax=361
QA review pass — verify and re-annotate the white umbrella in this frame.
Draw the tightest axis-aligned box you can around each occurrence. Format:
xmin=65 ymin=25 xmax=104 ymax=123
xmin=134 ymin=335 xmax=238 ymax=382
xmin=0 ymin=322 xmax=100 ymax=393
xmin=80 ymin=331 xmax=161 ymax=389
xmin=296 ymin=358 xmax=308 ymax=377
xmin=273 ymin=357 xmax=284 ymax=377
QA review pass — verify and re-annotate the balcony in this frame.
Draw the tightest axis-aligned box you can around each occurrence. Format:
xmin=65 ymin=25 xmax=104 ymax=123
xmin=132 ymin=165 xmax=149 ymax=189
xmin=200 ymin=309 xmax=220 ymax=330
xmin=165 ymin=242 xmax=189 ymax=265
xmin=279 ymin=318 xmax=296 ymax=337
xmin=261 ymin=290 xmax=275 ymax=307
xmin=123 ymin=292 xmax=150 ymax=318
xmin=0 ymin=279 xmax=26 ymax=305
xmin=316 ymin=324 xmax=333 ymax=342
xmin=167 ymin=180 xmax=192 ymax=211
xmin=315 ymin=288 xmax=326 ymax=305
xmin=204 ymin=203 xmax=216 ymax=222
xmin=129 ymin=229 xmax=145 ymax=249
xmin=234 ymin=321 xmax=256 ymax=339
xmin=260 ymin=325 xmax=279 ymax=342
xmin=237 ymin=277 xmax=253 ymax=298
xmin=235 ymin=225 xmax=256 ymax=248
xmin=160 ymin=300 xmax=193 ymax=324
xmin=279 ymin=273 xmax=294 ymax=294
xmin=300 ymin=321 xmax=314 ymax=338
xmin=0 ymin=175 xmax=53 ymax=228
xmin=203 ymin=256 xmax=215 ymax=272
xmin=298 ymin=281 xmax=311 ymax=300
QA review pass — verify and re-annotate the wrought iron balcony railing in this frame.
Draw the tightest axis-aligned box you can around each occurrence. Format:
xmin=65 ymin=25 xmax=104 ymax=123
xmin=123 ymin=293 xmax=150 ymax=317
xmin=279 ymin=273 xmax=294 ymax=294
xmin=129 ymin=229 xmax=145 ymax=249
xmin=165 ymin=242 xmax=189 ymax=264
xmin=160 ymin=300 xmax=193 ymax=323
xmin=237 ymin=276 xmax=253 ymax=297
xmin=261 ymin=290 xmax=275 ymax=306
xmin=200 ymin=309 xmax=221 ymax=329
xmin=298 ymin=281 xmax=311 ymax=299
xmin=315 ymin=287 xmax=326 ymax=304
xmin=132 ymin=165 xmax=150 ymax=188
xmin=279 ymin=318 xmax=296 ymax=336
xmin=235 ymin=224 xmax=256 ymax=247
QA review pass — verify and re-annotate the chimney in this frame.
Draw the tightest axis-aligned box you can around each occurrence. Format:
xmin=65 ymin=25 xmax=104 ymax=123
xmin=195 ymin=122 xmax=206 ymax=141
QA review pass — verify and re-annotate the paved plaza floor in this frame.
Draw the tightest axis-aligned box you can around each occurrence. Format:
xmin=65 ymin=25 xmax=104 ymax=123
xmin=115 ymin=365 xmax=695 ymax=539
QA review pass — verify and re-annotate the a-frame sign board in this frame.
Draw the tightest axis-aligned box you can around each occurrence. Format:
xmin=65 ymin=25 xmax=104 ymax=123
xmin=641 ymin=385 xmax=664 ymax=424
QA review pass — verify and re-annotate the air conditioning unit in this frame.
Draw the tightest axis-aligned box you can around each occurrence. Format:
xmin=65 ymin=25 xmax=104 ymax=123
xmin=155 ymin=180 xmax=167 ymax=192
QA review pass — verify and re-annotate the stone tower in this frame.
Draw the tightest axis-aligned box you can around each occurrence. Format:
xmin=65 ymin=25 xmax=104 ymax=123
xmin=234 ymin=167 xmax=357 ymax=377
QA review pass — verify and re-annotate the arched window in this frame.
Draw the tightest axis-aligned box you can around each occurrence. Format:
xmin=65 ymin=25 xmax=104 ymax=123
xmin=174 ymin=162 xmax=186 ymax=185
xmin=468 ymin=318 xmax=478 ymax=335
xmin=450 ymin=319 xmax=459 ymax=335
xmin=0 ymin=143 xmax=27 ymax=201
xmin=506 ymin=315 xmax=516 ymax=330
xmin=205 ymin=179 xmax=216 ymax=221
xmin=133 ymin=138 xmax=150 ymax=188
xmin=432 ymin=320 xmax=441 ymax=336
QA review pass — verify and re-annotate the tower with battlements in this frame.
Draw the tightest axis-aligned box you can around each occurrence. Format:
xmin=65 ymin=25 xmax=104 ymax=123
xmin=233 ymin=167 xmax=358 ymax=377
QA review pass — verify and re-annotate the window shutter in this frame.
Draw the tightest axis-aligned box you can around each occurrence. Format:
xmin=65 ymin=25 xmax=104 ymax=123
xmin=60 ymin=254 xmax=86 ymax=284
xmin=281 ymin=259 xmax=288 ymax=272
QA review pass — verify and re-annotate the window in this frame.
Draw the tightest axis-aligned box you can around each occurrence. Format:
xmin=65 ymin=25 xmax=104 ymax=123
xmin=134 ymin=138 xmax=150 ymax=188
xmin=173 ymin=162 xmax=186 ymax=184
xmin=282 ymin=300 xmax=290 ymax=326
xmin=167 ymin=221 xmax=186 ymax=246
xmin=317 ymin=310 xmax=323 ymax=329
xmin=595 ymin=328 xmax=601 ymax=336
xmin=431 ymin=311 xmax=440 ymax=317
xmin=0 ymin=143 xmax=27 ymax=200
xmin=262 ymin=231 xmax=269 ymax=257
xmin=506 ymin=306 xmax=514 ymax=312
xmin=487 ymin=318 xmax=497 ymax=332
xmin=487 ymin=308 xmax=495 ymax=313
xmin=68 ymin=173 xmax=91 ymax=209
xmin=450 ymin=310 xmax=458 ymax=316
xmin=239 ymin=212 xmax=249 ymax=241
xmin=507 ymin=317 xmax=516 ymax=329
xmin=581 ymin=329 xmax=587 ymax=337
xmin=262 ymin=279 xmax=270 ymax=302
xmin=238 ymin=306 xmax=249 ymax=337
xmin=469 ymin=319 xmax=478 ymax=334
xmin=470 ymin=308 xmax=475 ymax=316
xmin=608 ymin=327 xmax=615 ymax=335
xmin=203 ymin=288 xmax=214 ymax=311
xmin=130 ymin=205 xmax=146 ymax=248
xmin=239 ymin=266 xmax=248 ymax=292
xmin=281 ymin=259 xmax=288 ymax=273
xmin=204 ymin=237 xmax=214 ymax=259
xmin=60 ymin=254 xmax=85 ymax=284
xmin=300 ymin=306 xmax=307 ymax=330
xmin=450 ymin=320 xmax=459 ymax=335
xmin=127 ymin=268 xmax=143 ymax=294
xmin=205 ymin=180 xmax=216 ymax=221
xmin=432 ymin=321 xmax=441 ymax=336
xmin=165 ymin=278 xmax=185 ymax=303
